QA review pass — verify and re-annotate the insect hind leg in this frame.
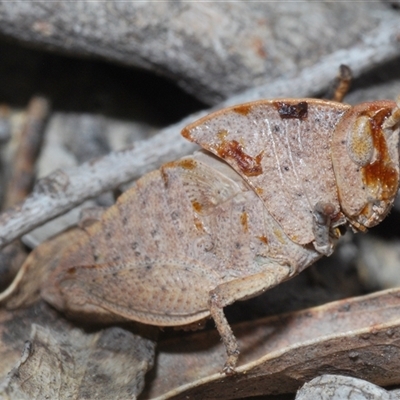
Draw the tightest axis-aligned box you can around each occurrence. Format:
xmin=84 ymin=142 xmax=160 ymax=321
xmin=208 ymin=264 xmax=291 ymax=373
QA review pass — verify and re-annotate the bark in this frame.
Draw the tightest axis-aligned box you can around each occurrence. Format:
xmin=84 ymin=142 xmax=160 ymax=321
xmin=0 ymin=1 xmax=396 ymax=104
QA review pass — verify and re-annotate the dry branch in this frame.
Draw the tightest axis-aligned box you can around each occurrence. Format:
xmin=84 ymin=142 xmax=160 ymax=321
xmin=0 ymin=2 xmax=394 ymax=104
xmin=0 ymin=18 xmax=400 ymax=250
xmin=3 ymin=96 xmax=50 ymax=208
xmin=0 ymin=97 xmax=50 ymax=290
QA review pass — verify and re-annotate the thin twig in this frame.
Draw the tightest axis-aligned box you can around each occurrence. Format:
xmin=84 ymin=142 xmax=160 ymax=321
xmin=0 ymin=97 xmax=50 ymax=290
xmin=0 ymin=18 xmax=399 ymax=249
xmin=4 ymin=96 xmax=50 ymax=208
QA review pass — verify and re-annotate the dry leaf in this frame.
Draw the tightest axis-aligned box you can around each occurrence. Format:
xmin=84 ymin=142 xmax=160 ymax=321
xmin=0 ymin=302 xmax=156 ymax=400
xmin=143 ymin=287 xmax=400 ymax=399
xmin=295 ymin=375 xmax=400 ymax=400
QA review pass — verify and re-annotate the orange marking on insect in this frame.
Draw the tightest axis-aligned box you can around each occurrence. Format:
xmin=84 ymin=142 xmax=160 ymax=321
xmin=192 ymin=201 xmax=203 ymax=213
xmin=177 ymin=158 xmax=197 ymax=170
xmin=217 ymin=129 xmax=229 ymax=141
xmin=362 ymin=106 xmax=399 ymax=201
xmin=273 ymin=229 xmax=286 ymax=244
xmin=257 ymin=235 xmax=268 ymax=244
xmin=193 ymin=215 xmax=204 ymax=231
xmin=233 ymin=104 xmax=253 ymax=116
xmin=216 ymin=140 xmax=263 ymax=177
xmin=181 ymin=126 xmax=192 ymax=140
xmin=240 ymin=212 xmax=248 ymax=233
xmin=160 ymin=166 xmax=170 ymax=187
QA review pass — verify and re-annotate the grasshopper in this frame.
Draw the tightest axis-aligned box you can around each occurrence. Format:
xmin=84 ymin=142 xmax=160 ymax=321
xmin=42 ymin=97 xmax=400 ymax=373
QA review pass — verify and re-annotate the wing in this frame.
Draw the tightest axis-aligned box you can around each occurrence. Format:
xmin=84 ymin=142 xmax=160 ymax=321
xmin=182 ymin=99 xmax=351 ymax=244
xmin=43 ymin=155 xmax=248 ymax=325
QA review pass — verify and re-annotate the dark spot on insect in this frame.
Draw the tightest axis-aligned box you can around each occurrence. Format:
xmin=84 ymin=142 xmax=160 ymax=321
xmin=273 ymin=101 xmax=308 ymax=120
xmin=67 ymin=266 xmax=77 ymax=274
xmin=257 ymin=236 xmax=268 ymax=244
xmin=273 ymin=125 xmax=280 ymax=133
xmin=341 ymin=140 xmax=346 ymax=145
xmin=216 ymin=139 xmax=263 ymax=177
xmin=93 ymin=254 xmax=99 ymax=262
xmin=283 ymin=166 xmax=289 ymax=171
xmin=233 ymin=104 xmax=252 ymax=116
xmin=362 ymin=106 xmax=399 ymax=201
xmin=192 ymin=201 xmax=202 ymax=213
xmin=145 ymin=264 xmax=152 ymax=271
xmin=240 ymin=212 xmax=248 ymax=233
xmin=160 ymin=166 xmax=169 ymax=187
xmin=112 ymin=272 xmax=117 ymax=277
xmin=235 ymin=242 xmax=241 ymax=249
xmin=171 ymin=211 xmax=179 ymax=220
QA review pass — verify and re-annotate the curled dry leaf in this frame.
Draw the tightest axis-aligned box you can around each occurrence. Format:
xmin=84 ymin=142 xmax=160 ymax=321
xmin=0 ymin=302 xmax=156 ymax=400
xmin=143 ymin=287 xmax=400 ymax=399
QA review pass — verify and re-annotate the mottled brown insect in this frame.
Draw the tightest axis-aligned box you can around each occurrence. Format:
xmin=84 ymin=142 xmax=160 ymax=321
xmin=42 ymin=97 xmax=400 ymax=373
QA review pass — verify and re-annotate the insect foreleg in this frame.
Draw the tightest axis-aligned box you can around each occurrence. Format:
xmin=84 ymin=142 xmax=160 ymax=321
xmin=312 ymin=201 xmax=338 ymax=256
xmin=208 ymin=264 xmax=291 ymax=373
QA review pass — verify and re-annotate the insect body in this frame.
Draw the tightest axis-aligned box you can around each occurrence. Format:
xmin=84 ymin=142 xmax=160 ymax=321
xmin=42 ymin=98 xmax=400 ymax=373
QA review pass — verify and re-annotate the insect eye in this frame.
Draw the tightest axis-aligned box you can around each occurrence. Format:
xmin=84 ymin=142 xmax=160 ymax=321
xmin=346 ymin=115 xmax=374 ymax=167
